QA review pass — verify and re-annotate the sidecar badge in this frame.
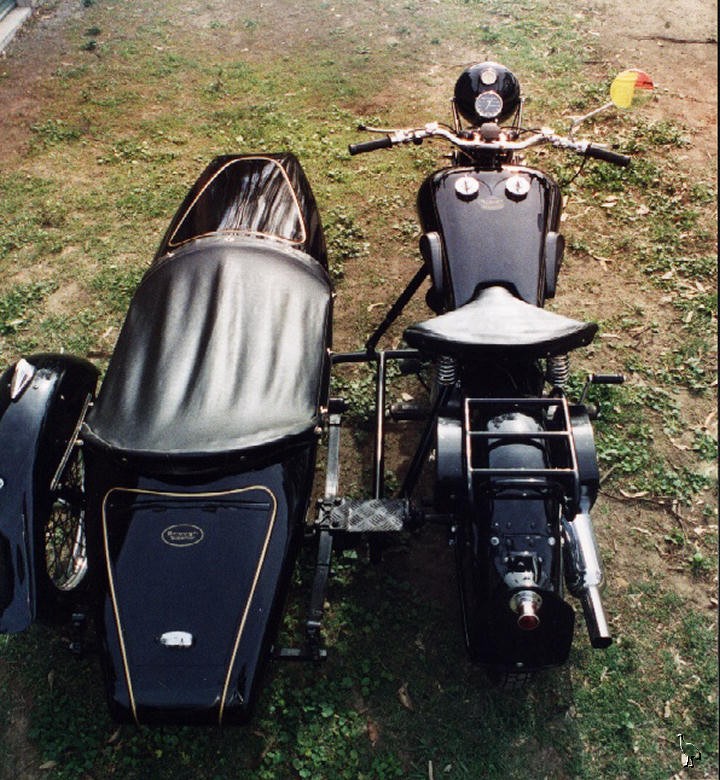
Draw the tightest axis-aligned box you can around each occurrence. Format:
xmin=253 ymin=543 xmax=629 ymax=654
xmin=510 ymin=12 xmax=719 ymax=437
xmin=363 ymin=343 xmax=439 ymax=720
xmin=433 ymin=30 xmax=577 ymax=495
xmin=455 ymin=175 xmax=480 ymax=200
xmin=160 ymin=631 xmax=194 ymax=648
xmin=161 ymin=524 xmax=205 ymax=547
xmin=10 ymin=358 xmax=36 ymax=401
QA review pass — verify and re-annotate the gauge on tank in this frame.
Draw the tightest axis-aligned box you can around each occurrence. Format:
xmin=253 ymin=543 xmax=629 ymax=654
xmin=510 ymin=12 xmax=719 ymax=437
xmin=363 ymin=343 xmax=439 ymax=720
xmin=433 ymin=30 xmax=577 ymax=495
xmin=474 ymin=90 xmax=503 ymax=120
xmin=455 ymin=174 xmax=480 ymax=199
xmin=505 ymin=174 xmax=531 ymax=200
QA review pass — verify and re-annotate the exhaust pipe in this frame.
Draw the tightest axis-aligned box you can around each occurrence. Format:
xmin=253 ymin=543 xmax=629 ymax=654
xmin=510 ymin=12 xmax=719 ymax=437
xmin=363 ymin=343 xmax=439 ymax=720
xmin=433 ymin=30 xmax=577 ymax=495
xmin=562 ymin=513 xmax=612 ymax=649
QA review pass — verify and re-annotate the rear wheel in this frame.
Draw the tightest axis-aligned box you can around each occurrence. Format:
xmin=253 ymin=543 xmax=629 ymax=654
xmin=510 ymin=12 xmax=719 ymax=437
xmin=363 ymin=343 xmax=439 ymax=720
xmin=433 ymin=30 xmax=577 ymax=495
xmin=44 ymin=447 xmax=88 ymax=595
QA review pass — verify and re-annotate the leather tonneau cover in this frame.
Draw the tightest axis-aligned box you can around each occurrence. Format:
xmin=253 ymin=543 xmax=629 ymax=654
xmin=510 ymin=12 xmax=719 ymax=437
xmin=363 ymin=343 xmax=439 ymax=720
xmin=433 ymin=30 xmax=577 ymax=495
xmin=84 ymin=237 xmax=331 ymax=458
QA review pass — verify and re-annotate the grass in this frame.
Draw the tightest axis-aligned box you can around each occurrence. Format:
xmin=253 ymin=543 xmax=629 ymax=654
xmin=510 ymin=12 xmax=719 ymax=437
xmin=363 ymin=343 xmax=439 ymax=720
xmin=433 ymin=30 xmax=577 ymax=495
xmin=0 ymin=0 xmax=716 ymax=777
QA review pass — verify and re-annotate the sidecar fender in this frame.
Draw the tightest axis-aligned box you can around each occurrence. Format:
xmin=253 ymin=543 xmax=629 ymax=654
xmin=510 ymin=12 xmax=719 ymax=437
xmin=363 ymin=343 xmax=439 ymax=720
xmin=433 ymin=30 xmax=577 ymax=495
xmin=0 ymin=354 xmax=98 ymax=633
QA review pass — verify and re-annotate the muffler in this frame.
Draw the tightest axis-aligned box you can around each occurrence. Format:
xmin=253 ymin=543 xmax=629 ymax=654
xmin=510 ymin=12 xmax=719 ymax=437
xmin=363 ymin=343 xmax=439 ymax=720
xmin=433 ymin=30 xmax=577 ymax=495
xmin=562 ymin=513 xmax=612 ymax=648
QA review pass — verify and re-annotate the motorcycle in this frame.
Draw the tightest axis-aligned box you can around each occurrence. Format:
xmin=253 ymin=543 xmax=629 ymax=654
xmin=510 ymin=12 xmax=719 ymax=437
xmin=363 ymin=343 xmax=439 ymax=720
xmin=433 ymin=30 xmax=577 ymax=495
xmin=0 ymin=64 xmax=652 ymax=724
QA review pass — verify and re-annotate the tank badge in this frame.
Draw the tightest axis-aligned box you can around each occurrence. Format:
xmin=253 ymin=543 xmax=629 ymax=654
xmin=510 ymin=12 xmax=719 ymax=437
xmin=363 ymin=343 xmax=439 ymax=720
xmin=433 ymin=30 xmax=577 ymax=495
xmin=161 ymin=524 xmax=205 ymax=547
xmin=479 ymin=197 xmax=504 ymax=211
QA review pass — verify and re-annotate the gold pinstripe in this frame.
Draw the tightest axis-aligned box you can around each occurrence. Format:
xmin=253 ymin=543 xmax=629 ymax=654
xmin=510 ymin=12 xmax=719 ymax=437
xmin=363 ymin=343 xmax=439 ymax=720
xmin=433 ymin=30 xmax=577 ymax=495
xmin=167 ymin=156 xmax=307 ymax=249
xmin=101 ymin=484 xmax=277 ymax=726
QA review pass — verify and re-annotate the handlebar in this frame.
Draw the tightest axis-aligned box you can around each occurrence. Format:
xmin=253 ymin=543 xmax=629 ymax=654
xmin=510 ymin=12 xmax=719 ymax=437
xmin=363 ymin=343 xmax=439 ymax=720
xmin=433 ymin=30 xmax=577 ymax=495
xmin=348 ymin=123 xmax=630 ymax=167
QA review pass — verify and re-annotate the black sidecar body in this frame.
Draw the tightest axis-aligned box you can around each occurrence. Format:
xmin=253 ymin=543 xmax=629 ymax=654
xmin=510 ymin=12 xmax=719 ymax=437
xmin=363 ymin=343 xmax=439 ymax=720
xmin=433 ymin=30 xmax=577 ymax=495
xmin=0 ymin=153 xmax=333 ymax=724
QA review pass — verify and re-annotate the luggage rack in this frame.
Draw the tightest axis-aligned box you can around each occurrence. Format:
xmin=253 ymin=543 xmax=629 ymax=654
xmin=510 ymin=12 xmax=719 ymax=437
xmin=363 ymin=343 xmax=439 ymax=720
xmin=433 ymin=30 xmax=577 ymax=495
xmin=464 ymin=396 xmax=581 ymax=513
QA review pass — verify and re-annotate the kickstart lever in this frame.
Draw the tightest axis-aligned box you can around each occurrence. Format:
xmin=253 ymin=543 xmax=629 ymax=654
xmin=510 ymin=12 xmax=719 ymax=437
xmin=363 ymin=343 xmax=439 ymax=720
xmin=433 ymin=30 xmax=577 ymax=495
xmin=579 ymin=373 xmax=625 ymax=417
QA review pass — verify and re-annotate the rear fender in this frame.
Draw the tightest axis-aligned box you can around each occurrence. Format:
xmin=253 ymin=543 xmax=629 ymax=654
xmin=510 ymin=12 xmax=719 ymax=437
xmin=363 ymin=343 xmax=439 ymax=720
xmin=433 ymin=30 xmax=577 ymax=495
xmin=0 ymin=354 xmax=98 ymax=632
xmin=459 ymin=410 xmax=574 ymax=669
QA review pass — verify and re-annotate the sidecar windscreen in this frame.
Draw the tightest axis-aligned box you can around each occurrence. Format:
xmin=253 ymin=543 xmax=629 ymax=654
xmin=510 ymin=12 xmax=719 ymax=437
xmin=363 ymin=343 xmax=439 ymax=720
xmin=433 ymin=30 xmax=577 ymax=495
xmin=167 ymin=157 xmax=305 ymax=247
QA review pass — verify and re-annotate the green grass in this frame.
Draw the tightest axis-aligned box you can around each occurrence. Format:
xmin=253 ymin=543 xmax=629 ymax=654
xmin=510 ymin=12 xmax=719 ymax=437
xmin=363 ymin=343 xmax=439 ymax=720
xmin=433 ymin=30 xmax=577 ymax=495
xmin=0 ymin=0 xmax=716 ymax=777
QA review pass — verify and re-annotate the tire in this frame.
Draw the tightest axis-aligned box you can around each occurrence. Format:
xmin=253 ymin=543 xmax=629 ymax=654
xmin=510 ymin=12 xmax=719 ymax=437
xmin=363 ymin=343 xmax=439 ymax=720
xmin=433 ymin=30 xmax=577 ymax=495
xmin=43 ymin=446 xmax=89 ymax=596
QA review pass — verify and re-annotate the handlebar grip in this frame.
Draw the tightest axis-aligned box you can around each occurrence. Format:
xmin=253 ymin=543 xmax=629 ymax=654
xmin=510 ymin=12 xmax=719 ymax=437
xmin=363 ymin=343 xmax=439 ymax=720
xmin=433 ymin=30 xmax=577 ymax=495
xmin=584 ymin=144 xmax=631 ymax=167
xmin=348 ymin=136 xmax=394 ymax=155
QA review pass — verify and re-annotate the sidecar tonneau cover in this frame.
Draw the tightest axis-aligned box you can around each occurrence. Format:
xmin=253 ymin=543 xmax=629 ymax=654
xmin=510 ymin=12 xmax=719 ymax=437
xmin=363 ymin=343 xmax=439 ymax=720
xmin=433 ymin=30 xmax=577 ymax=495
xmin=404 ymin=284 xmax=597 ymax=359
xmin=83 ymin=236 xmax=331 ymax=462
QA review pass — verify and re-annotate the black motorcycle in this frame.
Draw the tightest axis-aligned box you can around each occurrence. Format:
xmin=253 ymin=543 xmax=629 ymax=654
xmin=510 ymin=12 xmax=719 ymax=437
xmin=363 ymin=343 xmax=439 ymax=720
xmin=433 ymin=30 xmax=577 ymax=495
xmin=0 ymin=64 xmax=652 ymax=723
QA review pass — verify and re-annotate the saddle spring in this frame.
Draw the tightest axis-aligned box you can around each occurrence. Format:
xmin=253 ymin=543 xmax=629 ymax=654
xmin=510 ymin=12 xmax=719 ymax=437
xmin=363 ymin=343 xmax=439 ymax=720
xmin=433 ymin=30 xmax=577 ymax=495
xmin=547 ymin=354 xmax=570 ymax=388
xmin=437 ymin=354 xmax=458 ymax=386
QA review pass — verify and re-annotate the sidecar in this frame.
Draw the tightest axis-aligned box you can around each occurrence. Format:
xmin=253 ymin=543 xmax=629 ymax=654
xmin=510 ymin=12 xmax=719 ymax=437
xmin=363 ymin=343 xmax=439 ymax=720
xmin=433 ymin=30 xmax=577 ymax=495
xmin=0 ymin=153 xmax=333 ymax=724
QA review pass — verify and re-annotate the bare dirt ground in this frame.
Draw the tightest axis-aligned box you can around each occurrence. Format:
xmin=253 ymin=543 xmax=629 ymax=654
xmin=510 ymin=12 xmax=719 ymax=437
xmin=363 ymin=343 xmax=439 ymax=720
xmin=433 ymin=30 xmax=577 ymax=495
xmin=591 ymin=0 xmax=717 ymax=162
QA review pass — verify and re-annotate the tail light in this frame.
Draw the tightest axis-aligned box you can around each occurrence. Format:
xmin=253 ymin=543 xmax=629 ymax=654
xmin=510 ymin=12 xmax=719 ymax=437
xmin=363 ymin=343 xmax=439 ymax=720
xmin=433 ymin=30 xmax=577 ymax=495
xmin=510 ymin=590 xmax=542 ymax=631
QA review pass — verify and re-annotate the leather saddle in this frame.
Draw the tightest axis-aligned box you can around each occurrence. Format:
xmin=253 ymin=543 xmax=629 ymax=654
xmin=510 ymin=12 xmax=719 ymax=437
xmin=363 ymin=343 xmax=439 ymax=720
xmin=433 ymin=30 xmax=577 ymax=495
xmin=404 ymin=285 xmax=597 ymax=359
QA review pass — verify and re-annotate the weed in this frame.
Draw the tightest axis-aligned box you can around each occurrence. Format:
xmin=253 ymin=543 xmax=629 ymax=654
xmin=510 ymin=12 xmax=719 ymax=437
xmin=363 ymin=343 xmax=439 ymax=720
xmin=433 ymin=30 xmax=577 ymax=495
xmin=689 ymin=549 xmax=713 ymax=576
xmin=694 ymin=430 xmax=718 ymax=461
xmin=323 ymin=206 xmax=368 ymax=281
xmin=0 ymin=281 xmax=57 ymax=336
xmin=30 ymin=119 xmax=84 ymax=146
xmin=89 ymin=265 xmax=145 ymax=314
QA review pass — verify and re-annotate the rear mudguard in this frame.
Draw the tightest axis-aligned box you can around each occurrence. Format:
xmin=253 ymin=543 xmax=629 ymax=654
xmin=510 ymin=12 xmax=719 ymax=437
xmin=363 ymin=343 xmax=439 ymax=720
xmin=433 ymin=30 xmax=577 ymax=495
xmin=85 ymin=442 xmax=317 ymax=725
xmin=0 ymin=354 xmax=98 ymax=632
xmin=454 ymin=408 xmax=575 ymax=671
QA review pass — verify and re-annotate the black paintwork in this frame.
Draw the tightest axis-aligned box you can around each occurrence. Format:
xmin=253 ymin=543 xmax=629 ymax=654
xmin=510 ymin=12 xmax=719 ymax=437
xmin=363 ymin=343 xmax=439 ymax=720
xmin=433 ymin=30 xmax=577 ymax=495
xmin=86 ymin=445 xmax=316 ymax=725
xmin=416 ymin=165 xmax=562 ymax=309
xmin=0 ymin=354 xmax=98 ymax=632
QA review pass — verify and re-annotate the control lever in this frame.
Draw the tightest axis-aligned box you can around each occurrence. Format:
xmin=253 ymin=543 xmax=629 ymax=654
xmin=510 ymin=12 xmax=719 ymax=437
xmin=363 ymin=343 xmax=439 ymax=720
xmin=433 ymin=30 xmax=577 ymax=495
xmin=579 ymin=373 xmax=625 ymax=417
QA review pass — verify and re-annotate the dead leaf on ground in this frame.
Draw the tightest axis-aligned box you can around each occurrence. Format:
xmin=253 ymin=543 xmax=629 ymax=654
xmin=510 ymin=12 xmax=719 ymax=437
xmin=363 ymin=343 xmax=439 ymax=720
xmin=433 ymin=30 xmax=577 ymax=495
xmin=39 ymin=761 xmax=58 ymax=771
xmin=107 ymin=727 xmax=122 ymax=745
xmin=366 ymin=719 xmax=380 ymax=746
xmin=398 ymin=682 xmax=414 ymax=710
xmin=620 ymin=489 xmax=649 ymax=498
xmin=591 ymin=254 xmax=612 ymax=270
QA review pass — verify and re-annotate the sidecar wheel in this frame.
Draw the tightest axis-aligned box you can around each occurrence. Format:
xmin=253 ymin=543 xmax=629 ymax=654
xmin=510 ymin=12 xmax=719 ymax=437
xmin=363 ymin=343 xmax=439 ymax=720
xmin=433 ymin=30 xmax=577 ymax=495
xmin=44 ymin=448 xmax=88 ymax=594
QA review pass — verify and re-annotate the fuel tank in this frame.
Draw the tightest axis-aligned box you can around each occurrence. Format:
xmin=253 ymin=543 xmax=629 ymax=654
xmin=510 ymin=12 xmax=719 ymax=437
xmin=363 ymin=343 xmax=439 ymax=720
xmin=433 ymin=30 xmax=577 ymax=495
xmin=417 ymin=165 xmax=563 ymax=309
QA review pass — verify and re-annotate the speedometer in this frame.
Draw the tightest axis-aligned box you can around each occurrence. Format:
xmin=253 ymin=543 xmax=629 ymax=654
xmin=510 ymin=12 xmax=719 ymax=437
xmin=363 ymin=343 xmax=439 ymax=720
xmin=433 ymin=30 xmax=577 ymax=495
xmin=474 ymin=90 xmax=503 ymax=120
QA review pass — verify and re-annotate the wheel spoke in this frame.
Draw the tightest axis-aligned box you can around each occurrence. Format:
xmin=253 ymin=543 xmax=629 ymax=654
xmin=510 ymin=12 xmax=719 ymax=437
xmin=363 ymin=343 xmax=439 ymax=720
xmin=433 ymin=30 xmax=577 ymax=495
xmin=45 ymin=448 xmax=88 ymax=591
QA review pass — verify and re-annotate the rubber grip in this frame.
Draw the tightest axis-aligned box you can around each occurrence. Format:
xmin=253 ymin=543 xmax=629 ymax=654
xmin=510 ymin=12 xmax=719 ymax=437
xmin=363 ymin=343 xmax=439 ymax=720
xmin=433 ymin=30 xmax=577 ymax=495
xmin=348 ymin=137 xmax=394 ymax=155
xmin=590 ymin=373 xmax=625 ymax=384
xmin=584 ymin=144 xmax=631 ymax=167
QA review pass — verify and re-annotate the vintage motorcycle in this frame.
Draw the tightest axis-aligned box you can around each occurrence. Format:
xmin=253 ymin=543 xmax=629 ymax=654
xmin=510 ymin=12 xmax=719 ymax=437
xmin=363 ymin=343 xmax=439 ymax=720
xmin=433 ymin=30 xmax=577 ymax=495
xmin=0 ymin=64 xmax=651 ymax=724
